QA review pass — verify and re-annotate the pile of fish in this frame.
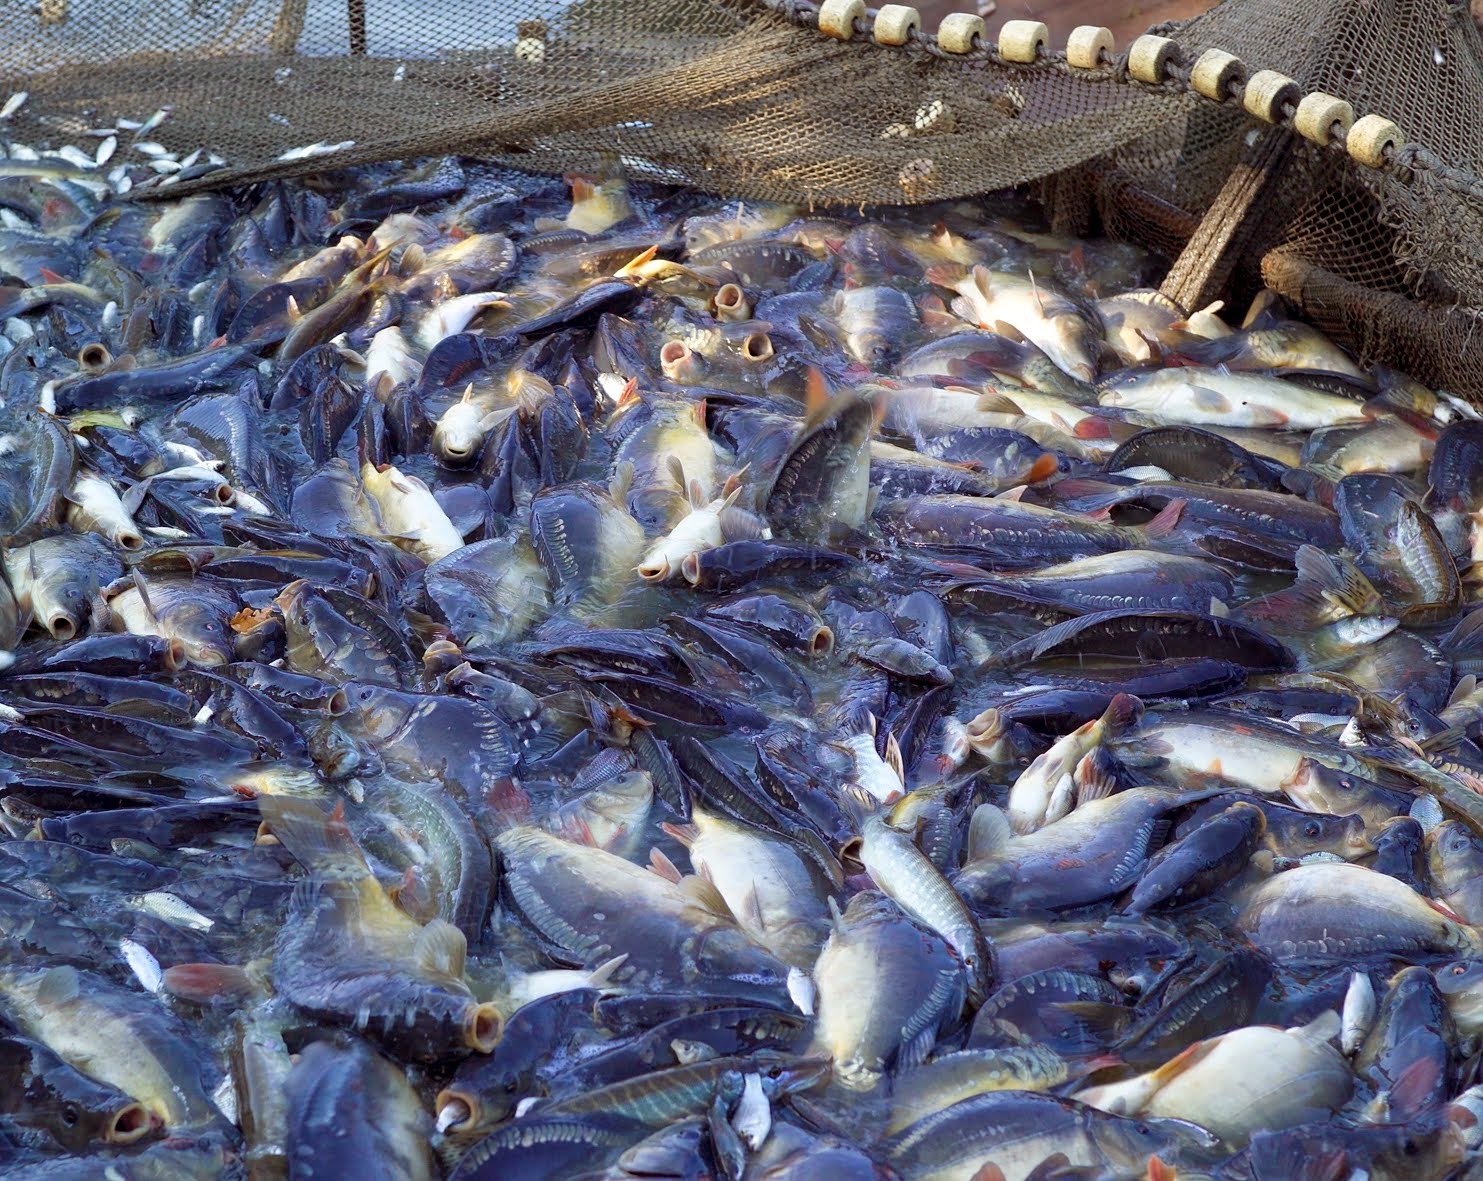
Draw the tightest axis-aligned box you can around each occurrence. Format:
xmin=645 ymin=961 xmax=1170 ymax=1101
xmin=6 ymin=138 xmax=1483 ymax=1181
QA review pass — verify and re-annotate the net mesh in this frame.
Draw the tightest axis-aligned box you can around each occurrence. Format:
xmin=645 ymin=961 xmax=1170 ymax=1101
xmin=2 ymin=0 xmax=1481 ymax=394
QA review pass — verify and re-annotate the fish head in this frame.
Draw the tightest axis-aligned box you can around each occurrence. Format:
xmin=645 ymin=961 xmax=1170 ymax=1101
xmin=1426 ymin=820 xmax=1483 ymax=893
xmin=432 ymin=396 xmax=487 ymax=467
xmin=40 ymin=1066 xmax=155 ymax=1152
xmin=1091 ymin=1113 xmax=1184 ymax=1172
xmin=171 ymin=603 xmax=234 ymax=667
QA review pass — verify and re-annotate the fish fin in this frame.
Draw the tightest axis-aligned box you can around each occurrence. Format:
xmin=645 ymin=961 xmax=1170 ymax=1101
xmin=975 ymin=390 xmax=1024 ymax=415
xmin=838 ymin=783 xmax=881 ymax=826
xmin=970 ymin=1166 xmax=1007 ymax=1181
xmin=586 ymin=953 xmax=629 ymax=987
xmin=609 ymin=459 xmax=635 ymax=505
xmin=804 ymin=366 xmax=830 ymax=417
xmin=649 ymin=846 xmax=684 ymax=882
xmin=398 ymin=241 xmax=426 ymax=276
xmin=1146 ymin=1157 xmax=1177 ymax=1181
xmin=664 ymin=453 xmax=686 ymax=491
xmin=1445 ymin=610 xmax=1483 ymax=661
xmin=1208 ymin=597 xmax=1229 ymax=618
xmin=883 ymin=729 xmax=905 ymax=786
xmin=1073 ymin=749 xmax=1119 ymax=804
xmin=896 ymin=1021 xmax=938 ymax=1071
xmin=1148 ymin=1036 xmax=1220 ymax=1085
xmin=1292 ymin=1009 xmax=1341 ymax=1044
xmin=1188 ymin=384 xmax=1230 ymax=411
xmin=923 ymin=261 xmax=968 ymax=289
xmin=284 ymin=295 xmax=302 ymax=322
xmin=257 ymin=795 xmax=371 ymax=879
xmin=992 ymin=319 xmax=1027 ymax=345
xmin=948 ymin=295 xmax=980 ymax=326
xmin=1022 ymin=452 xmax=1059 ymax=484
xmin=966 ymin=803 xmax=1012 ymax=860
xmin=35 ymin=964 xmax=80 ymax=1006
xmin=920 ymin=306 xmax=963 ymax=333
xmin=1386 ymin=1054 xmax=1446 ymax=1116
xmin=1023 ymin=1159 xmax=1070 ymax=1181
xmin=1448 ymin=674 xmax=1478 ymax=708
xmin=659 ymin=821 xmax=699 ymax=849
xmin=161 ymin=962 xmax=256 ymax=1002
xmin=1143 ymin=498 xmax=1185 ymax=540
xmin=678 ymin=873 xmax=733 ymax=918
xmin=413 ymin=919 xmax=468 ymax=981
xmin=1101 ymin=692 xmax=1144 ymax=734
xmin=739 ymin=884 xmax=766 ymax=931
xmin=614 ymin=244 xmax=659 ymax=278
xmin=1293 ymin=545 xmax=1382 ymax=615
xmin=129 ymin=568 xmax=157 ymax=621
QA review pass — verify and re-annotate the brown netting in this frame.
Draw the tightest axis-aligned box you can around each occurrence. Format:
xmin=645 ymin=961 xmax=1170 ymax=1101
xmin=1 ymin=0 xmax=1481 ymax=394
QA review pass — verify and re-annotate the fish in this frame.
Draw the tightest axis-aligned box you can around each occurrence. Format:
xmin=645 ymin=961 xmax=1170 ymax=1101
xmin=1075 ymin=1014 xmax=1352 ymax=1148
xmin=943 ymin=266 xmax=1101 ymax=381
xmin=0 ymin=143 xmax=1476 ymax=1181
xmin=808 ymin=892 xmax=967 ymax=1091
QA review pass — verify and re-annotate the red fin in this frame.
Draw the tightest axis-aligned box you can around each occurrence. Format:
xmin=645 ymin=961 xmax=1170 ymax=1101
xmin=486 ymin=777 xmax=532 ymax=824
xmin=161 ymin=963 xmax=255 ymax=1003
xmin=649 ymin=846 xmax=684 ymax=883
xmin=804 ymin=367 xmax=830 ymax=416
xmin=1074 ymin=417 xmax=1113 ymax=439
xmin=38 ymin=266 xmax=68 ymax=285
xmin=1023 ymin=452 xmax=1059 ymax=484
xmin=924 ymin=261 xmax=968 ymax=288
xmin=1145 ymin=498 xmax=1186 ymax=539
xmin=1147 ymin=1158 xmax=1177 ymax=1181
xmin=1388 ymin=1055 xmax=1444 ymax=1117
xmin=970 ymin=1165 xmax=1007 ymax=1181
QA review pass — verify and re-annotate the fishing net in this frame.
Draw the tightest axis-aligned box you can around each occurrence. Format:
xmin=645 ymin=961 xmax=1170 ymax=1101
xmin=1 ymin=0 xmax=1481 ymax=394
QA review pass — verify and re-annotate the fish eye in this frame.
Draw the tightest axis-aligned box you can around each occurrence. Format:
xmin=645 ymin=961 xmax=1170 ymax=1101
xmin=1303 ymin=821 xmax=1322 ymax=838
xmin=1336 ymin=777 xmax=1354 ymax=792
xmin=1403 ymin=1138 xmax=1419 ymax=1156
xmin=1453 ymin=963 xmax=1469 ymax=976
xmin=61 ymin=1103 xmax=79 ymax=1127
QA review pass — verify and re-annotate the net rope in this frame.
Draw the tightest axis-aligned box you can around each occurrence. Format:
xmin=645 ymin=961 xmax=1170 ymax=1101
xmin=2 ymin=0 xmax=1481 ymax=393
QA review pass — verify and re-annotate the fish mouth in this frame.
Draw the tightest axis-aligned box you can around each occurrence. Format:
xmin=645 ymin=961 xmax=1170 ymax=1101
xmin=741 ymin=331 xmax=774 ymax=363
xmin=637 ymin=558 xmax=670 ymax=582
xmin=104 ymin=1101 xmax=153 ymax=1145
xmin=660 ymin=340 xmax=697 ymax=381
xmin=116 ymin=530 xmax=144 ymax=551
xmin=46 ymin=613 xmax=77 ymax=641
xmin=77 ymin=342 xmax=112 ymax=372
xmin=680 ymin=552 xmax=705 ymax=586
xmin=714 ymin=282 xmax=748 ymax=322
xmin=438 ymin=439 xmax=476 ymax=466
xmin=808 ymin=625 xmax=835 ymax=657
xmin=212 ymin=483 xmax=235 ymax=506
xmin=325 ymin=688 xmax=349 ymax=716
xmin=433 ymin=1087 xmax=480 ymax=1135
xmin=162 ymin=640 xmax=186 ymax=671
xmin=466 ymin=1002 xmax=504 ymax=1053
